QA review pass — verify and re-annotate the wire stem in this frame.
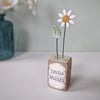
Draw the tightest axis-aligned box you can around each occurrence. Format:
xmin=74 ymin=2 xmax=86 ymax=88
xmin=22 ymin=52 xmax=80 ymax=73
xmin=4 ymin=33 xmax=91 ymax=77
xmin=62 ymin=23 xmax=66 ymax=58
xmin=56 ymin=38 xmax=58 ymax=58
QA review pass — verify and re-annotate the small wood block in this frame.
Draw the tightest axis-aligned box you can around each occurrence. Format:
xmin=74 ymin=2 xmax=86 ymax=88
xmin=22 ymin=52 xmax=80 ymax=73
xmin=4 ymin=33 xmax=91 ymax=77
xmin=48 ymin=55 xmax=72 ymax=91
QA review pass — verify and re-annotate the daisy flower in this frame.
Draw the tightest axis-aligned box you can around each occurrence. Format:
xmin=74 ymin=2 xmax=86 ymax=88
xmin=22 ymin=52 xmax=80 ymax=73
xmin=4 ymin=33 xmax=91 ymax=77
xmin=57 ymin=9 xmax=75 ymax=28
xmin=0 ymin=0 xmax=18 ymax=10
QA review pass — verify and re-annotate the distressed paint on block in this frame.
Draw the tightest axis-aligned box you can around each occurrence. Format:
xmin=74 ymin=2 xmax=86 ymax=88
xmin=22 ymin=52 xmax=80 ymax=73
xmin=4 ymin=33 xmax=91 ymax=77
xmin=48 ymin=55 xmax=72 ymax=91
xmin=49 ymin=63 xmax=66 ymax=89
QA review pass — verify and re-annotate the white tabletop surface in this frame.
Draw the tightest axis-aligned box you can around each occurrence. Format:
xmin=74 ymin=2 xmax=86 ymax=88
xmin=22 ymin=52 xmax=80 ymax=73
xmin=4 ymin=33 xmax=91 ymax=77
xmin=0 ymin=52 xmax=100 ymax=100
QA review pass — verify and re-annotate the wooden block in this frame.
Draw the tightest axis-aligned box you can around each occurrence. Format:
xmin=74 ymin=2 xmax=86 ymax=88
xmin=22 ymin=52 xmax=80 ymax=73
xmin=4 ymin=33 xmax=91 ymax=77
xmin=48 ymin=55 xmax=72 ymax=91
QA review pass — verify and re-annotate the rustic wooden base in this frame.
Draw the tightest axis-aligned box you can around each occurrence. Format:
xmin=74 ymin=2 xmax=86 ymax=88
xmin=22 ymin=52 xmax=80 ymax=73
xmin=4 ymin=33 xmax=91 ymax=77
xmin=48 ymin=55 xmax=72 ymax=91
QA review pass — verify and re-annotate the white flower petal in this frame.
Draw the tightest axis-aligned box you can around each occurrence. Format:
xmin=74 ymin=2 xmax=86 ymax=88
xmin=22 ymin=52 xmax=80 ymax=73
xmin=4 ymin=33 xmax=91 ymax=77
xmin=63 ymin=9 xmax=66 ymax=15
xmin=69 ymin=20 xmax=74 ymax=24
xmin=61 ymin=22 xmax=65 ymax=27
xmin=70 ymin=15 xmax=76 ymax=19
xmin=58 ymin=13 xmax=63 ymax=17
xmin=57 ymin=18 xmax=62 ymax=22
xmin=67 ymin=10 xmax=72 ymax=16
xmin=1 ymin=0 xmax=18 ymax=10
xmin=66 ymin=23 xmax=69 ymax=28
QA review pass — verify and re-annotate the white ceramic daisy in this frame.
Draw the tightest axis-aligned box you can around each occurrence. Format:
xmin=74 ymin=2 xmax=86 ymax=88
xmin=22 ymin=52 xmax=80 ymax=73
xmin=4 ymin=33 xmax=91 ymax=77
xmin=57 ymin=9 xmax=75 ymax=28
xmin=0 ymin=0 xmax=18 ymax=10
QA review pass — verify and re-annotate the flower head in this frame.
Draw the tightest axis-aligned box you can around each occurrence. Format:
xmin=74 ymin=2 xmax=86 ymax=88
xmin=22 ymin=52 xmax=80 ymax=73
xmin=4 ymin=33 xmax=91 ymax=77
xmin=0 ymin=0 xmax=18 ymax=10
xmin=57 ymin=9 xmax=76 ymax=28
xmin=52 ymin=26 xmax=61 ymax=38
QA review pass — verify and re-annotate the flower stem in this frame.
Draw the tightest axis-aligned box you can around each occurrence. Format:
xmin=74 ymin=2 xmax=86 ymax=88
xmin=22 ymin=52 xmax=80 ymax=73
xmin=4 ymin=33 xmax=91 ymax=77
xmin=62 ymin=23 xmax=66 ymax=58
xmin=56 ymin=38 xmax=58 ymax=58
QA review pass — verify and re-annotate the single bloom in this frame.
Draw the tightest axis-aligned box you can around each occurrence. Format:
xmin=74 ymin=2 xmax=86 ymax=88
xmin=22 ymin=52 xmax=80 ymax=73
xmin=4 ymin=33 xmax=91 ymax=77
xmin=57 ymin=9 xmax=76 ymax=28
xmin=0 ymin=0 xmax=18 ymax=10
xmin=52 ymin=26 xmax=61 ymax=38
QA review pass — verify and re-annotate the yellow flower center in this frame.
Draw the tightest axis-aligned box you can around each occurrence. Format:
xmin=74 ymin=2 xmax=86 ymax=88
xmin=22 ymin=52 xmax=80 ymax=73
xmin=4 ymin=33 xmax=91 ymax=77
xmin=2 ymin=0 xmax=11 ymax=7
xmin=62 ymin=15 xmax=70 ymax=23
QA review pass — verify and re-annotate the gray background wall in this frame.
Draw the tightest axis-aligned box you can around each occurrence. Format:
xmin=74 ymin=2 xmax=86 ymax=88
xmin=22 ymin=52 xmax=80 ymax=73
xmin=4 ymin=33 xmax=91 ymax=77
xmin=6 ymin=0 xmax=100 ymax=52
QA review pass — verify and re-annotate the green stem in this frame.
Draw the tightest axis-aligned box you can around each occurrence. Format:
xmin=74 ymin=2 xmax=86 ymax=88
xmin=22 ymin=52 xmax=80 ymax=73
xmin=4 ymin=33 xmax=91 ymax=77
xmin=56 ymin=38 xmax=58 ymax=58
xmin=62 ymin=23 xmax=66 ymax=58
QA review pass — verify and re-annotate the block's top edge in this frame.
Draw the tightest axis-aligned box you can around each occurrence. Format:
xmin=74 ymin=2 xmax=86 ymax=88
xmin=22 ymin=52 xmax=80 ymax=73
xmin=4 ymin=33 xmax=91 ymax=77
xmin=49 ymin=55 xmax=72 ymax=63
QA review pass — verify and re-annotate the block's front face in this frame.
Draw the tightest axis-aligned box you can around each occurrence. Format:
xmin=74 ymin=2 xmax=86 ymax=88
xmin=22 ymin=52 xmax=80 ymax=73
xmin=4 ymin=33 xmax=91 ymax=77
xmin=48 ymin=63 xmax=66 ymax=90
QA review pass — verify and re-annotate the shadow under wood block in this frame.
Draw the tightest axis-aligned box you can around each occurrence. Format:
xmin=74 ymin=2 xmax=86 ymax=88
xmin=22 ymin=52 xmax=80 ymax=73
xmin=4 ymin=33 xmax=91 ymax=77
xmin=48 ymin=55 xmax=72 ymax=91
